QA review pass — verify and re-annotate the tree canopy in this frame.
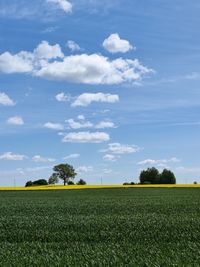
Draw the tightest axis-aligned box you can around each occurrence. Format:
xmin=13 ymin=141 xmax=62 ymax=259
xmin=53 ymin=163 xmax=77 ymax=186
xmin=139 ymin=167 xmax=176 ymax=184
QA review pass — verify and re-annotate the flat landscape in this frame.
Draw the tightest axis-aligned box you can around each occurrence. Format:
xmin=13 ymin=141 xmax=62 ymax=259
xmin=0 ymin=188 xmax=200 ymax=266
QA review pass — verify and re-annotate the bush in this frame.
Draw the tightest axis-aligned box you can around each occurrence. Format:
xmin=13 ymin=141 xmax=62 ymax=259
xmin=77 ymin=179 xmax=86 ymax=185
xmin=123 ymin=182 xmax=135 ymax=185
xmin=32 ymin=179 xmax=48 ymax=186
xmin=68 ymin=181 xmax=75 ymax=185
xmin=25 ymin=181 xmax=33 ymax=187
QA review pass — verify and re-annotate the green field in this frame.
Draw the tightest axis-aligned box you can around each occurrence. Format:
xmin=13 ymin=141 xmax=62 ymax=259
xmin=1 ymin=188 xmax=200 ymax=266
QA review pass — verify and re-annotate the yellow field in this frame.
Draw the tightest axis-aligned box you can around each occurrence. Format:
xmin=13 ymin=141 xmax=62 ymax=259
xmin=0 ymin=184 xmax=199 ymax=191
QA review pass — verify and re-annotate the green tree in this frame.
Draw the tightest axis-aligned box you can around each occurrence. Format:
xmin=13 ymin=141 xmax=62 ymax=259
xmin=48 ymin=173 xmax=59 ymax=185
xmin=53 ymin=163 xmax=77 ymax=186
xmin=139 ymin=167 xmax=160 ymax=184
xmin=25 ymin=180 xmax=33 ymax=187
xmin=77 ymin=179 xmax=86 ymax=185
xmin=160 ymin=169 xmax=176 ymax=184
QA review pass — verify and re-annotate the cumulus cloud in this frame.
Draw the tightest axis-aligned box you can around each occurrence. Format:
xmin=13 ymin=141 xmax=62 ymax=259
xmin=7 ymin=116 xmax=24 ymax=125
xmin=102 ymin=143 xmax=141 ymax=154
xmin=95 ymin=121 xmax=116 ymax=129
xmin=32 ymin=155 xmax=55 ymax=163
xmin=0 ymin=41 xmax=153 ymax=85
xmin=62 ymin=131 xmax=110 ymax=143
xmin=0 ymin=152 xmax=27 ymax=161
xmin=36 ymin=54 xmax=152 ymax=84
xmin=0 ymin=92 xmax=15 ymax=106
xmin=72 ymin=93 xmax=119 ymax=107
xmin=77 ymin=165 xmax=93 ymax=173
xmin=103 ymin=33 xmax=134 ymax=53
xmin=63 ymin=153 xmax=80 ymax=160
xmin=44 ymin=122 xmax=64 ymax=130
xmin=0 ymin=51 xmax=33 ymax=73
xmin=103 ymin=154 xmax=118 ymax=162
xmin=67 ymin=118 xmax=93 ymax=129
xmin=55 ymin=92 xmax=70 ymax=102
xmin=34 ymin=41 xmax=64 ymax=59
xmin=138 ymin=157 xmax=181 ymax=165
xmin=66 ymin=116 xmax=116 ymax=130
xmin=67 ymin=40 xmax=81 ymax=52
xmin=46 ymin=0 xmax=72 ymax=13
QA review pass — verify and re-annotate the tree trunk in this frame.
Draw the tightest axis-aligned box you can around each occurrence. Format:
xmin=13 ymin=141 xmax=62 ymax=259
xmin=64 ymin=179 xmax=66 ymax=186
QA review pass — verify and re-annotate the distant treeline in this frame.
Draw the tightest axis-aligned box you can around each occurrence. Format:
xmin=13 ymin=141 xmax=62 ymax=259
xmin=124 ymin=167 xmax=176 ymax=185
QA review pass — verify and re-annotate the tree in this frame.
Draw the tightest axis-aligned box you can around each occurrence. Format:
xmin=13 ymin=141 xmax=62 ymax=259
xmin=139 ymin=167 xmax=160 ymax=184
xmin=160 ymin=169 xmax=176 ymax=184
xmin=32 ymin=179 xmax=48 ymax=186
xmin=53 ymin=163 xmax=77 ymax=186
xmin=25 ymin=180 xmax=33 ymax=187
xmin=77 ymin=179 xmax=86 ymax=185
xmin=48 ymin=173 xmax=59 ymax=185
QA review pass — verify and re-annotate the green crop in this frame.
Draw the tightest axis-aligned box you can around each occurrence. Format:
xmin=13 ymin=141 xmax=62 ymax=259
xmin=0 ymin=188 xmax=200 ymax=266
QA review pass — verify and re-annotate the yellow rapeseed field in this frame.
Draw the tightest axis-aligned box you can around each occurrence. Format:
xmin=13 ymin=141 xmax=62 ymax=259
xmin=0 ymin=184 xmax=199 ymax=191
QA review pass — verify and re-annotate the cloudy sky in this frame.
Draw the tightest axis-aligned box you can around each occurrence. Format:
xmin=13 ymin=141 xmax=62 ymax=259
xmin=0 ymin=0 xmax=200 ymax=186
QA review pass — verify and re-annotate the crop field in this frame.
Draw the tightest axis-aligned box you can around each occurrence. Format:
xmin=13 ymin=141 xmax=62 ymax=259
xmin=0 ymin=188 xmax=200 ymax=266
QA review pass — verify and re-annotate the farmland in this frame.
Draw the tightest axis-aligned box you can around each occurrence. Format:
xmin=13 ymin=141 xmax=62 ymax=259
xmin=0 ymin=188 xmax=200 ymax=266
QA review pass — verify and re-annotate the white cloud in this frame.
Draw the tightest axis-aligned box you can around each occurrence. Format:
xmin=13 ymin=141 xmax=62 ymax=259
xmin=63 ymin=154 xmax=80 ymax=160
xmin=103 ymin=154 xmax=118 ymax=162
xmin=95 ymin=121 xmax=116 ymax=129
xmin=103 ymin=33 xmax=134 ymax=53
xmin=34 ymin=41 xmax=64 ymax=60
xmin=62 ymin=131 xmax=110 ymax=143
xmin=36 ymin=54 xmax=151 ymax=84
xmin=77 ymin=115 xmax=85 ymax=120
xmin=138 ymin=157 xmax=181 ymax=165
xmin=44 ymin=122 xmax=64 ymax=130
xmin=102 ymin=143 xmax=141 ymax=154
xmin=67 ymin=118 xmax=93 ymax=129
xmin=7 ymin=116 xmax=24 ymax=125
xmin=55 ymin=92 xmax=70 ymax=102
xmin=46 ymin=0 xmax=72 ymax=13
xmin=0 ymin=152 xmax=27 ymax=161
xmin=0 ymin=51 xmax=33 ymax=74
xmin=67 ymin=40 xmax=81 ymax=52
xmin=0 ymin=92 xmax=15 ymax=106
xmin=32 ymin=155 xmax=55 ymax=163
xmin=66 ymin=116 xmax=116 ymax=129
xmin=77 ymin=165 xmax=93 ymax=173
xmin=72 ymin=93 xmax=119 ymax=107
xmin=0 ymin=42 xmax=153 ymax=85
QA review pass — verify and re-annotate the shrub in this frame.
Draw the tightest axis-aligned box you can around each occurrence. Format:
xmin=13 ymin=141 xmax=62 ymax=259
xmin=68 ymin=181 xmax=75 ymax=185
xmin=77 ymin=179 xmax=86 ymax=185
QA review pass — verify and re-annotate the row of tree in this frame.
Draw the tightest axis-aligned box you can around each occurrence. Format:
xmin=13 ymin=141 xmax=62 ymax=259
xmin=124 ymin=168 xmax=176 ymax=185
xmin=25 ymin=163 xmax=87 ymax=187
xmin=139 ymin=167 xmax=176 ymax=184
xmin=25 ymin=164 xmax=177 ymax=187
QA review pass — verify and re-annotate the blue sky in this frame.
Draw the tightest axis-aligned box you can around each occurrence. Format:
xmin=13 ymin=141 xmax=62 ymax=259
xmin=0 ymin=0 xmax=200 ymax=186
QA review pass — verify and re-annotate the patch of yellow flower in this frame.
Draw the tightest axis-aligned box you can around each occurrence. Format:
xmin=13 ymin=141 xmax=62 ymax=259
xmin=0 ymin=184 xmax=199 ymax=191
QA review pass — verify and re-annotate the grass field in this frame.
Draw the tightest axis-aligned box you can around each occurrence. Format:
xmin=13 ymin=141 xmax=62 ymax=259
xmin=1 ymin=188 xmax=200 ymax=266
